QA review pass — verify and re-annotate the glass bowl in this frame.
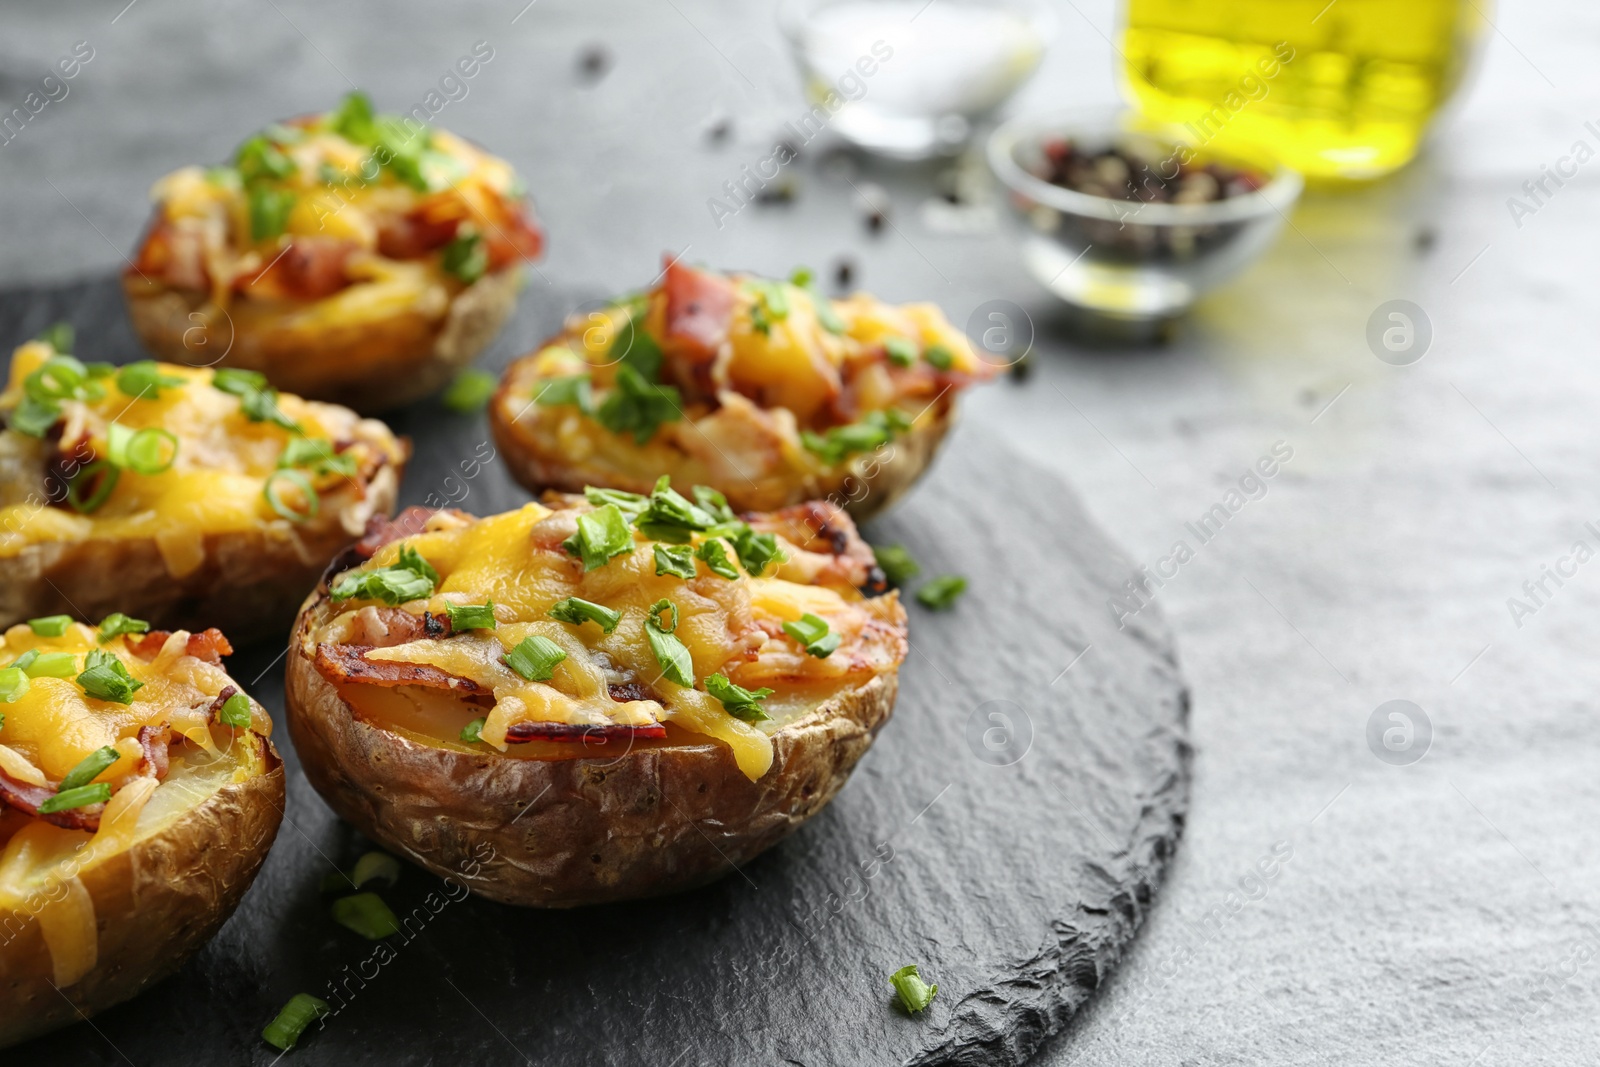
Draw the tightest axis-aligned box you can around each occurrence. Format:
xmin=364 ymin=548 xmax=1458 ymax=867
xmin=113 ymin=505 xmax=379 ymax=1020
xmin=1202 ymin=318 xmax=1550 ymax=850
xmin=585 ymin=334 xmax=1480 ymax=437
xmin=986 ymin=113 xmax=1303 ymax=320
xmin=778 ymin=0 xmax=1056 ymax=160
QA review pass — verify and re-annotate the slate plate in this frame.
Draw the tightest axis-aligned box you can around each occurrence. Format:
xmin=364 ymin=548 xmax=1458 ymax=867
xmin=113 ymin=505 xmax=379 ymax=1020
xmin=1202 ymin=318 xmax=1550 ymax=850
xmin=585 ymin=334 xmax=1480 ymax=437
xmin=5 ymin=276 xmax=1190 ymax=1067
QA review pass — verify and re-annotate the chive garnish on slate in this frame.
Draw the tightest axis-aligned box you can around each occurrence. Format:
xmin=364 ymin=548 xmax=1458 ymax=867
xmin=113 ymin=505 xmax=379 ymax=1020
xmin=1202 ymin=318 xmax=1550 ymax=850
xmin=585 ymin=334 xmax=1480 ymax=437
xmin=261 ymin=993 xmax=331 ymax=1052
xmin=916 ymin=575 xmax=967 ymax=611
xmin=889 ymin=964 xmax=938 ymax=1013
xmin=331 ymin=891 xmax=401 ymax=940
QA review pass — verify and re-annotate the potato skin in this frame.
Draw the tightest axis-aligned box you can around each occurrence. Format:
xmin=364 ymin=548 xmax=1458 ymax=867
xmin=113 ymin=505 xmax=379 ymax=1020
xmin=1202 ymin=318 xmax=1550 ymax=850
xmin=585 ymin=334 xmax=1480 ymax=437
xmin=123 ymin=265 xmax=521 ymax=413
xmin=285 ymin=593 xmax=898 ymax=907
xmin=0 ymin=736 xmax=284 ymax=1048
xmin=489 ymin=370 xmax=956 ymax=521
xmin=0 ymin=462 xmax=401 ymax=644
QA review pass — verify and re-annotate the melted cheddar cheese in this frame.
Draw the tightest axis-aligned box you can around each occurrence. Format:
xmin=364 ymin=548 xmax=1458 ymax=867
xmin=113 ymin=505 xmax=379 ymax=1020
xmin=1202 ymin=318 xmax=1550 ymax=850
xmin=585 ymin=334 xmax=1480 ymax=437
xmin=309 ymin=498 xmax=906 ymax=781
xmin=0 ymin=342 xmax=404 ymax=564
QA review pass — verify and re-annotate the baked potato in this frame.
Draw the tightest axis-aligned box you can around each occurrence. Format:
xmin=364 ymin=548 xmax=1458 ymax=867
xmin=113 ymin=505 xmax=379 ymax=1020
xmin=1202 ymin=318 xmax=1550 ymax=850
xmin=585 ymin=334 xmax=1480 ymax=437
xmin=285 ymin=481 xmax=907 ymax=906
xmin=0 ymin=333 xmax=407 ymax=641
xmin=0 ymin=617 xmax=283 ymax=1047
xmin=489 ymin=260 xmax=996 ymax=520
xmin=123 ymin=91 xmax=543 ymax=412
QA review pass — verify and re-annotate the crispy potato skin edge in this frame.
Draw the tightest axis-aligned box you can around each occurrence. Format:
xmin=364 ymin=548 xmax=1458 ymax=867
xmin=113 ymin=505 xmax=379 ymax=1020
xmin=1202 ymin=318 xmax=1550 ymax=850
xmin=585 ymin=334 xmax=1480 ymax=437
xmin=122 ymin=266 xmax=521 ymax=413
xmin=487 ymin=368 xmax=956 ymax=521
xmin=285 ymin=591 xmax=899 ymax=907
xmin=0 ymin=459 xmax=402 ymax=643
xmin=0 ymin=736 xmax=285 ymax=1049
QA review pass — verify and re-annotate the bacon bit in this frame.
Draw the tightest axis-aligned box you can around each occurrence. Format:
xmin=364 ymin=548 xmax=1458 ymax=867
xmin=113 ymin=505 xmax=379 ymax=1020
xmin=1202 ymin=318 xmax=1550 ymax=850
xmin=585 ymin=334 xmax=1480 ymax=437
xmin=235 ymin=237 xmax=356 ymax=300
xmin=355 ymin=506 xmax=458 ymax=557
xmin=346 ymin=607 xmax=453 ymax=648
xmin=481 ymin=193 xmax=544 ymax=269
xmin=137 ymin=723 xmax=171 ymax=780
xmin=750 ymin=501 xmax=879 ymax=589
xmin=607 ymin=682 xmax=657 ymax=704
xmin=130 ymin=219 xmax=209 ymax=291
xmin=314 ymin=643 xmax=489 ymax=695
xmin=504 ymin=721 xmax=667 ymax=745
xmin=0 ymin=768 xmax=102 ymax=831
xmin=126 ymin=628 xmax=234 ymax=664
xmin=662 ymin=256 xmax=736 ymax=363
xmin=377 ymin=204 xmax=463 ymax=260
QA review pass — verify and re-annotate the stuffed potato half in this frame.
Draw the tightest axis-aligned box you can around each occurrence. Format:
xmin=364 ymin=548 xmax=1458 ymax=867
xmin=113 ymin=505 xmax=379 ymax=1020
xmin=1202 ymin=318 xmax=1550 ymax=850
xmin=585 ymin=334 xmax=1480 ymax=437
xmin=0 ymin=334 xmax=406 ymax=640
xmin=286 ymin=481 xmax=907 ymax=907
xmin=124 ymin=91 xmax=543 ymax=412
xmin=0 ymin=618 xmax=283 ymax=1048
xmin=490 ymin=260 xmax=996 ymax=519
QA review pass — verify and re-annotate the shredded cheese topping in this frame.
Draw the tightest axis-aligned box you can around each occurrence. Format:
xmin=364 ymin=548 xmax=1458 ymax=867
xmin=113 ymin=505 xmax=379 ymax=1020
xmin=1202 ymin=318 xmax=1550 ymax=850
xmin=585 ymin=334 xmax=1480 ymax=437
xmin=309 ymin=498 xmax=906 ymax=781
xmin=0 ymin=343 xmax=404 ymax=561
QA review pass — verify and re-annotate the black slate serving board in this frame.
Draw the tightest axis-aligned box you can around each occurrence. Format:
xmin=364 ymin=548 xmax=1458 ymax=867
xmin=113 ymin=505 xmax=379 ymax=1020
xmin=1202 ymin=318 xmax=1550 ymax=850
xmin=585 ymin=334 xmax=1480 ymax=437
xmin=5 ymin=277 xmax=1189 ymax=1067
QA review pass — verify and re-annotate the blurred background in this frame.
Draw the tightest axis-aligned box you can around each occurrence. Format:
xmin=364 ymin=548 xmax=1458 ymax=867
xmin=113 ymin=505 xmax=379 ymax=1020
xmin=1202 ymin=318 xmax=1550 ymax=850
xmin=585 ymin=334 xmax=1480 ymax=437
xmin=4 ymin=0 xmax=1599 ymax=1063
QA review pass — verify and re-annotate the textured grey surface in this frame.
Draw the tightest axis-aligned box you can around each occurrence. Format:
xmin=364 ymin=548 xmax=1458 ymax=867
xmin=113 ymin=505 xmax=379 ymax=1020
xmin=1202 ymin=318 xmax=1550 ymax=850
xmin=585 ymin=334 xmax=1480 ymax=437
xmin=2 ymin=0 xmax=1597 ymax=1063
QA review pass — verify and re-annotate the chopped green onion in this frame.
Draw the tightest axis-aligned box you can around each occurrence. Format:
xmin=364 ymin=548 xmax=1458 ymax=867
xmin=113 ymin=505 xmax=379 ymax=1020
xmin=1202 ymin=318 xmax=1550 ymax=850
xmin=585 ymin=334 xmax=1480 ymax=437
xmin=459 ymin=718 xmax=486 ymax=743
xmin=441 ymin=368 xmax=497 ymax=413
xmin=123 ymin=427 xmax=179 ymax=475
xmin=441 ymin=229 xmax=488 ymax=284
xmin=872 ymin=543 xmax=920 ymax=587
xmin=653 ymin=543 xmax=697 ymax=580
xmin=330 ymin=545 xmax=438 ymax=605
xmin=264 ymin=469 xmax=319 ymax=523
xmin=503 ymin=635 xmax=567 ymax=682
xmin=235 ymin=133 xmax=298 ymax=184
xmin=731 ymin=525 xmax=785 ymax=577
xmin=37 ymin=783 xmax=111 ymax=814
xmin=444 ymin=601 xmax=497 ymax=631
xmin=65 ymin=459 xmax=119 ymax=513
xmin=277 ymin=437 xmax=357 ymax=478
xmin=789 ymin=269 xmax=846 ymax=334
xmin=26 ymin=615 xmax=73 ymax=637
xmin=261 ymin=993 xmax=331 ymax=1052
xmin=0 ymin=667 xmax=28 ymax=704
xmin=645 ymin=598 xmax=694 ymax=687
xmin=691 ymin=485 xmax=739 ymax=524
xmin=705 ymin=672 xmax=773 ymax=723
xmin=801 ymin=409 xmax=913 ymax=466
xmin=97 ymin=613 xmax=150 ymax=643
xmin=77 ymin=648 xmax=144 ymax=704
xmin=330 ymin=891 xmax=400 ymax=939
xmin=214 ymin=368 xmax=299 ymax=431
xmin=611 ymin=313 xmax=664 ymax=382
xmin=116 ymin=360 xmax=185 ymax=400
xmin=633 ymin=476 xmax=720 ymax=543
xmin=59 ymin=745 xmax=120 ymax=790
xmin=583 ymin=485 xmax=649 ymax=519
xmin=924 ymin=344 xmax=954 ymax=371
xmin=248 ymin=185 xmax=297 ymax=242
xmin=23 ymin=652 xmax=77 ymax=679
xmin=916 ymin=575 xmax=967 ymax=610
xmin=747 ymin=279 xmax=790 ymax=335
xmin=594 ymin=363 xmax=681 ymax=445
xmin=352 ymin=851 xmax=401 ymax=889
xmin=8 ymin=395 xmax=62 ymax=437
xmin=6 ymin=650 xmax=35 ymax=671
xmin=329 ymin=89 xmax=376 ymax=143
xmin=695 ymin=539 xmax=739 ymax=580
xmin=536 ymin=374 xmax=593 ymax=412
xmin=36 ymin=322 xmax=74 ymax=354
xmin=219 ymin=692 xmax=254 ymax=728
xmin=782 ymin=613 xmax=840 ymax=658
xmin=889 ymin=964 xmax=938 ymax=1013
xmin=547 ymin=597 xmax=622 ymax=634
xmin=883 ymin=338 xmax=918 ymax=367
xmin=561 ymin=503 xmax=635 ymax=571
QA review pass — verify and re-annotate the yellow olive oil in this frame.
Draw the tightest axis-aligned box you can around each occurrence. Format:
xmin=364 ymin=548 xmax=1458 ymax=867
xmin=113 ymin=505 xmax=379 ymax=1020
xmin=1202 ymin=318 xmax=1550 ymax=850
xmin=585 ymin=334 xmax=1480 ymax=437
xmin=1120 ymin=0 xmax=1488 ymax=181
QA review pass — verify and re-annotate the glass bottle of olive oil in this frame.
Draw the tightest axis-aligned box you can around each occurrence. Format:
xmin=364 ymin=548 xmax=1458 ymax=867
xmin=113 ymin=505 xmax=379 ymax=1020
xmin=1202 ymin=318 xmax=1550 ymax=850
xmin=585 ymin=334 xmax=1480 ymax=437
xmin=1119 ymin=0 xmax=1489 ymax=181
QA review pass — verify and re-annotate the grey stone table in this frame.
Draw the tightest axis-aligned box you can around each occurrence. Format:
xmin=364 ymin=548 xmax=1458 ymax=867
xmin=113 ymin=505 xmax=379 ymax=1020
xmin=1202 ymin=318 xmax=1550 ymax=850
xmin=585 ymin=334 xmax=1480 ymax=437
xmin=2 ymin=1 xmax=1597 ymax=1063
